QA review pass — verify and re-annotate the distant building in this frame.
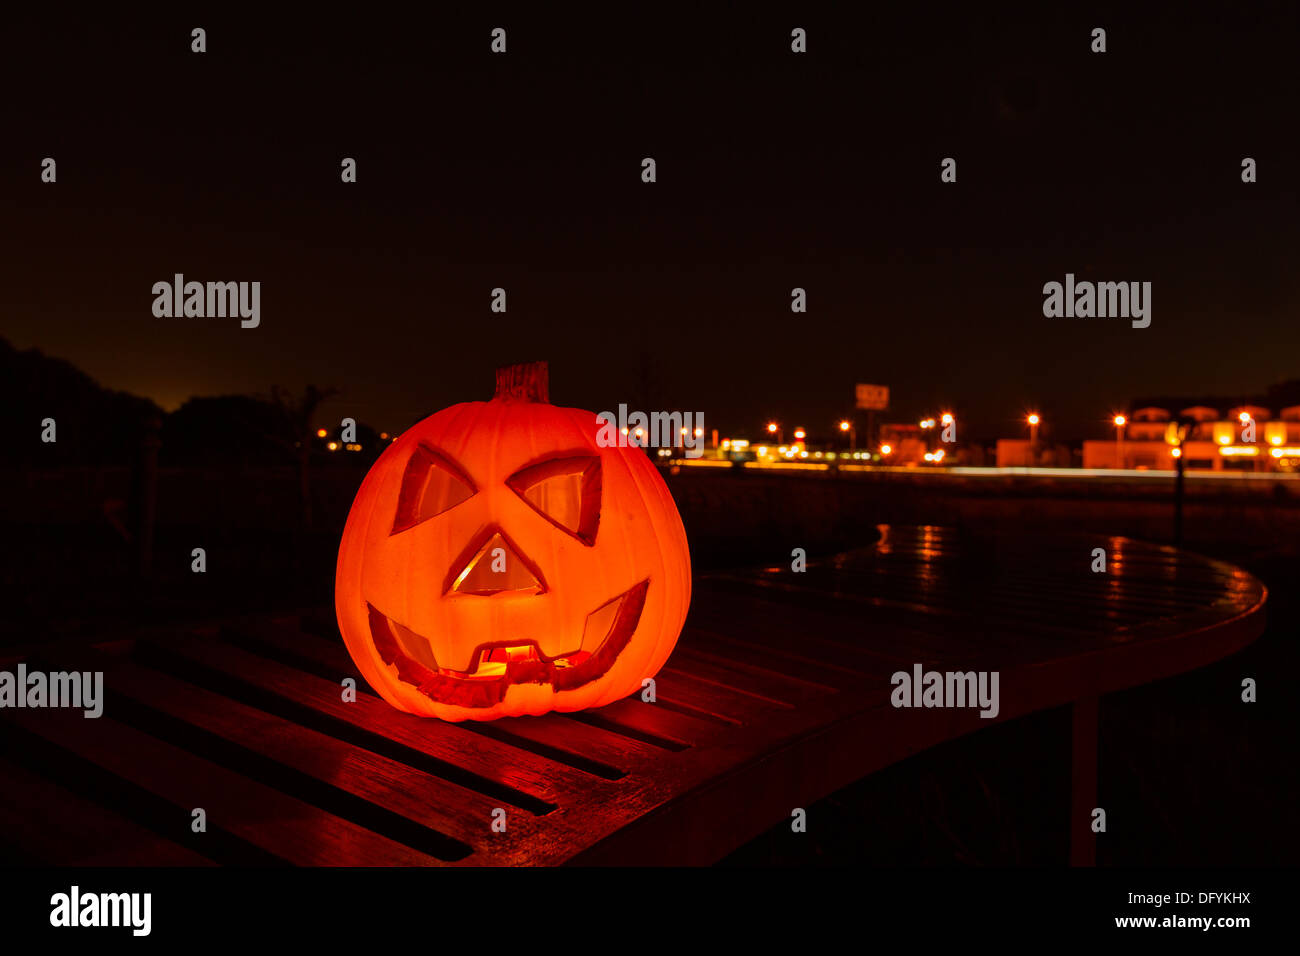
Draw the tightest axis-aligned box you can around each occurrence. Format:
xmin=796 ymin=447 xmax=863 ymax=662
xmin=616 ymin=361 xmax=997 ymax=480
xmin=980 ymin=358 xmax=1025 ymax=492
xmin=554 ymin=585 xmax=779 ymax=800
xmin=877 ymin=423 xmax=930 ymax=465
xmin=995 ymin=440 xmax=1071 ymax=468
xmin=1081 ymin=405 xmax=1300 ymax=471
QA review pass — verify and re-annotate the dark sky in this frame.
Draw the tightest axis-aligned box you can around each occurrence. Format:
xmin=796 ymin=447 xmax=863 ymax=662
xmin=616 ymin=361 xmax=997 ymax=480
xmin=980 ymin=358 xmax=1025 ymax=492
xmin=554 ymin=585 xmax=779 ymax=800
xmin=3 ymin=5 xmax=1297 ymax=443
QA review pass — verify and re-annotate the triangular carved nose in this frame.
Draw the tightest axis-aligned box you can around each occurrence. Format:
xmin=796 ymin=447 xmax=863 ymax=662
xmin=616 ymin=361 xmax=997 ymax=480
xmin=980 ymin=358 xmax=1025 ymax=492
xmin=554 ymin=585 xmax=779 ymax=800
xmin=450 ymin=530 xmax=545 ymax=595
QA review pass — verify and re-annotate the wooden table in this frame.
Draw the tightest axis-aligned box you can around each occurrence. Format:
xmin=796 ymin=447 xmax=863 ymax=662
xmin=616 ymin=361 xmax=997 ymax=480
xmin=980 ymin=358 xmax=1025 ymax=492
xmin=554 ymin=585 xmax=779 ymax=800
xmin=0 ymin=525 xmax=1266 ymax=865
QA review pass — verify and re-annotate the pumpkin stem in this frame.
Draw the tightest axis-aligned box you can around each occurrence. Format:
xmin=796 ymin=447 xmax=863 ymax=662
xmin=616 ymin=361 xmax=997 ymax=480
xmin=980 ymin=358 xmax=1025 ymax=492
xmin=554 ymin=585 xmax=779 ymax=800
xmin=494 ymin=361 xmax=549 ymax=403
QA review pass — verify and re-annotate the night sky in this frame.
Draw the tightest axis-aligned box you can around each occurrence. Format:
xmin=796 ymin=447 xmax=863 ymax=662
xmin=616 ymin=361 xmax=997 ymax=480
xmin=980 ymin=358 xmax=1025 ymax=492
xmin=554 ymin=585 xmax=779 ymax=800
xmin=3 ymin=5 xmax=1297 ymax=443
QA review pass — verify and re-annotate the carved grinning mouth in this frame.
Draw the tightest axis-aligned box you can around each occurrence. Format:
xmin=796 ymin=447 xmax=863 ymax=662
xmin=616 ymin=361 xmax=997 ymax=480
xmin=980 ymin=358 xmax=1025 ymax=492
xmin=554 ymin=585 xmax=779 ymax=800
xmin=366 ymin=580 xmax=649 ymax=709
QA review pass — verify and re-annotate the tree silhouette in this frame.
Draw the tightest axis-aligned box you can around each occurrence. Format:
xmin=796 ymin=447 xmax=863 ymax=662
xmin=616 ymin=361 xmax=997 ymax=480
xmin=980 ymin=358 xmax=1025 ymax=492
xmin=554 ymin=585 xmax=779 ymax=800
xmin=272 ymin=384 xmax=340 ymax=530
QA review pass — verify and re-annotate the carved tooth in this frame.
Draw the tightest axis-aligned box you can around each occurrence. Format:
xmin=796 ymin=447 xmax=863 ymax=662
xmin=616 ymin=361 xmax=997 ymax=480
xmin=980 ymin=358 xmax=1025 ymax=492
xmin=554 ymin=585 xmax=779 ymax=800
xmin=389 ymin=617 xmax=440 ymax=672
xmin=580 ymin=592 xmax=625 ymax=653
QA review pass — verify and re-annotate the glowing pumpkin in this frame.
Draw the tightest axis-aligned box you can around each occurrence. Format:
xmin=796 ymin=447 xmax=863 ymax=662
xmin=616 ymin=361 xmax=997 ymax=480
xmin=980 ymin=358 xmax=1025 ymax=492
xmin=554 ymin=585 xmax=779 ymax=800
xmin=335 ymin=362 xmax=691 ymax=721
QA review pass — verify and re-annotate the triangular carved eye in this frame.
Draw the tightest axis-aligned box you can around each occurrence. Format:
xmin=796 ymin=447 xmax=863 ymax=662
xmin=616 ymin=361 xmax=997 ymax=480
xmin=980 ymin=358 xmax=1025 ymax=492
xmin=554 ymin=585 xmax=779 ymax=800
xmin=506 ymin=456 xmax=601 ymax=545
xmin=391 ymin=445 xmax=476 ymax=534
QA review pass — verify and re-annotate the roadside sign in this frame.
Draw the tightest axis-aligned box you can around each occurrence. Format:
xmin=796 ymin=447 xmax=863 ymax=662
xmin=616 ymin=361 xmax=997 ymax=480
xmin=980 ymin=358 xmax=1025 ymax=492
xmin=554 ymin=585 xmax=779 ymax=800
xmin=855 ymin=384 xmax=889 ymax=411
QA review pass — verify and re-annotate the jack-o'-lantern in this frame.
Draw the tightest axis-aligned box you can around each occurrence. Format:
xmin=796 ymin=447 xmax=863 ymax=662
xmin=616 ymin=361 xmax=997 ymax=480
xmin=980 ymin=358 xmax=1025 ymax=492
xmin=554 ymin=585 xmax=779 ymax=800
xmin=335 ymin=362 xmax=692 ymax=721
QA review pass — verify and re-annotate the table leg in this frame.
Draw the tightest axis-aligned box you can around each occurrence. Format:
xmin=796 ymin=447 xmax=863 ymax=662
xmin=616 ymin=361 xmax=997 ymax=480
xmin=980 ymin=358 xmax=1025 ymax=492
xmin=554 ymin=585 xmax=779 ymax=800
xmin=1070 ymin=695 xmax=1099 ymax=866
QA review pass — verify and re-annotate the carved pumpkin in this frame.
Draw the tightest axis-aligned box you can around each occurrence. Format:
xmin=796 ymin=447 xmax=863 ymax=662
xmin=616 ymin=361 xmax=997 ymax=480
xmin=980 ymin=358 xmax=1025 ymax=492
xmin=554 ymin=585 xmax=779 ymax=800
xmin=335 ymin=362 xmax=691 ymax=721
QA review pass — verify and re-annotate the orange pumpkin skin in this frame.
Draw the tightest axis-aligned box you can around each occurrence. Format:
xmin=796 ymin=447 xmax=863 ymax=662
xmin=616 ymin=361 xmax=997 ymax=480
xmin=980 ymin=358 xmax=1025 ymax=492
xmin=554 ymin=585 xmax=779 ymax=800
xmin=335 ymin=364 xmax=691 ymax=721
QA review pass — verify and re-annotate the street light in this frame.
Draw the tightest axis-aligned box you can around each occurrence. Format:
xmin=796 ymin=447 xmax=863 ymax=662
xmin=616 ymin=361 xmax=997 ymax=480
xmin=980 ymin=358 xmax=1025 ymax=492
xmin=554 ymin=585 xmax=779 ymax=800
xmin=1114 ymin=414 xmax=1127 ymax=469
xmin=767 ymin=421 xmax=782 ymax=444
xmin=939 ymin=412 xmax=955 ymax=444
xmin=1026 ymin=414 xmax=1040 ymax=461
xmin=839 ymin=419 xmax=856 ymax=451
xmin=1238 ymin=411 xmax=1254 ymax=445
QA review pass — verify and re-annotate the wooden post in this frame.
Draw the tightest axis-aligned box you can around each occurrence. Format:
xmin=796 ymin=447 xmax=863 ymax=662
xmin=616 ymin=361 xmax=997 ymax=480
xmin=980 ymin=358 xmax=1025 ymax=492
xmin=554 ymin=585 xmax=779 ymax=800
xmin=1069 ymin=695 xmax=1099 ymax=866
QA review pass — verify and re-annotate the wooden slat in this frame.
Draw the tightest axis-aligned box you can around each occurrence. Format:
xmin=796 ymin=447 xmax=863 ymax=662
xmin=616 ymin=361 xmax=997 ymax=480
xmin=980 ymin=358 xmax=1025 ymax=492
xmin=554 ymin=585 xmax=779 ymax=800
xmin=687 ymin=588 xmax=938 ymax=669
xmin=97 ymin=655 xmax=531 ymax=852
xmin=140 ymin=636 xmax=615 ymax=803
xmin=802 ymin=562 xmax=1223 ymax=622
xmin=568 ymin=697 xmax=719 ymax=748
xmin=0 ymin=755 xmax=214 ymax=866
xmin=656 ymin=663 xmax=796 ymax=715
xmin=807 ymin=565 xmax=1192 ymax=620
xmin=670 ymin=644 xmax=832 ymax=699
xmin=214 ymin=617 xmax=673 ymax=773
xmin=680 ymin=627 xmax=866 ymax=689
xmin=706 ymin=573 xmax=1144 ymax=647
xmin=223 ymin=616 xmax=364 ymax=680
xmin=682 ymin=618 xmax=888 ymax=678
xmin=463 ymin=712 xmax=670 ymax=774
xmin=2 ymin=707 xmax=439 ymax=865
